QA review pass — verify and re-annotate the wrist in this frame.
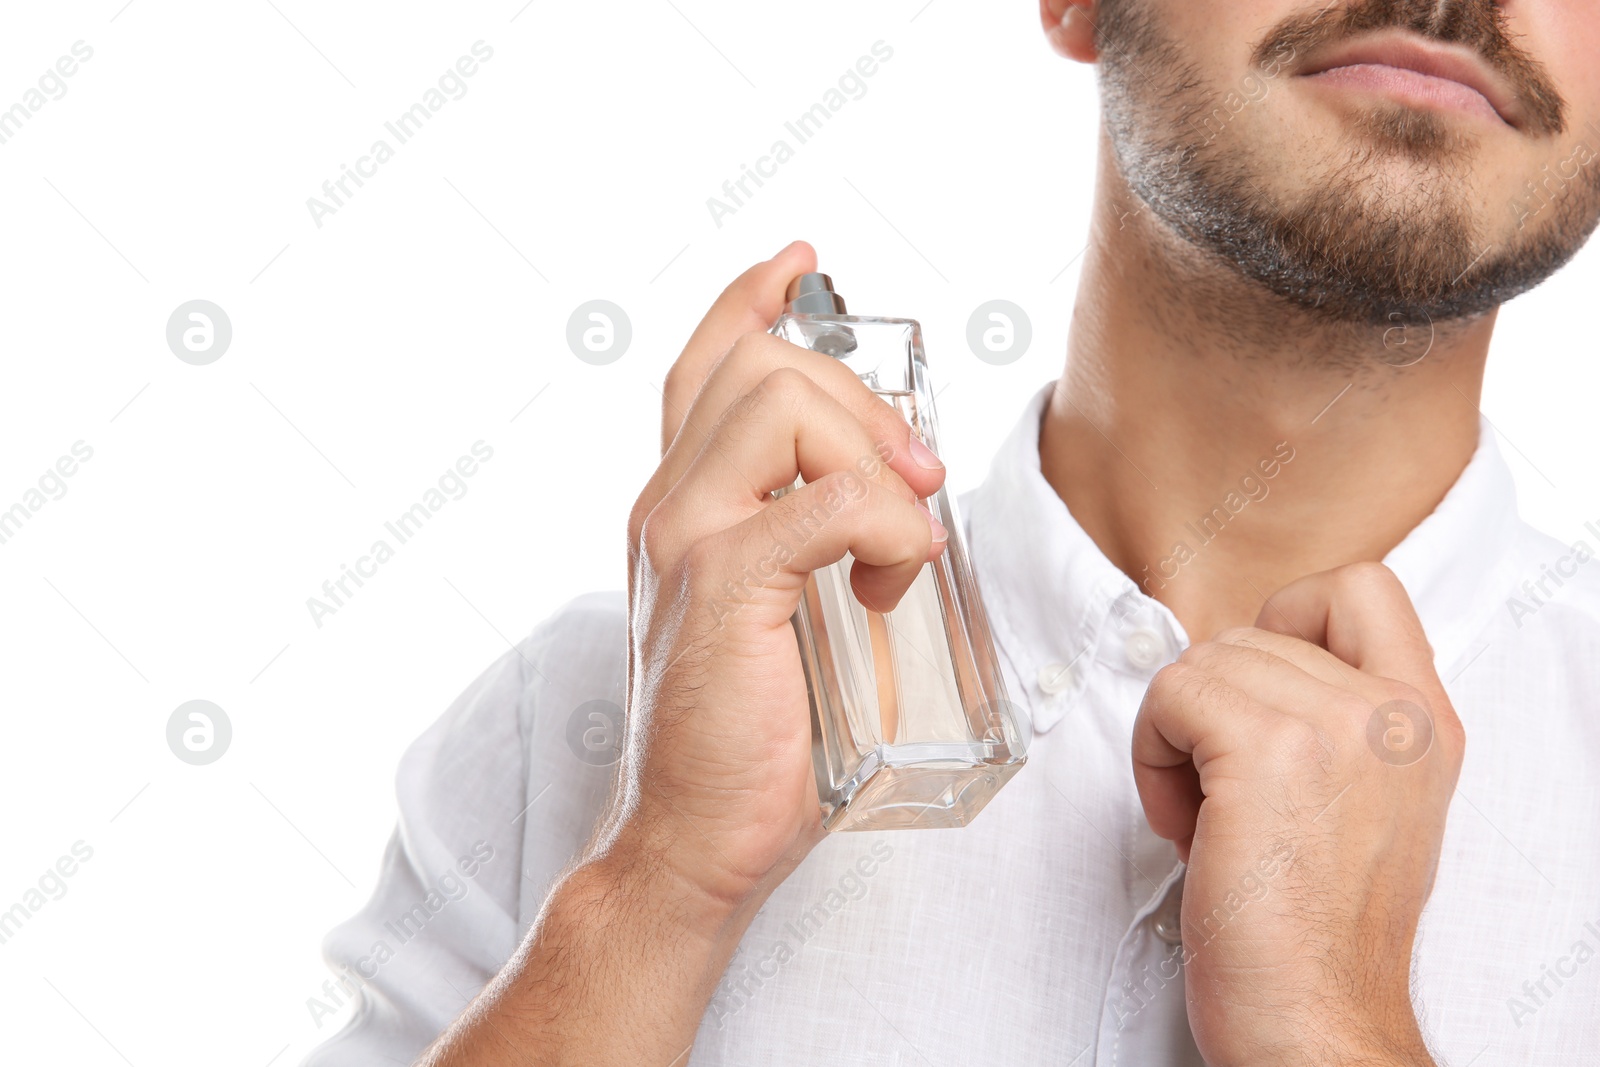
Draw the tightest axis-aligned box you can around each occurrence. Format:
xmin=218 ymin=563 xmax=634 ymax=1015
xmin=576 ymin=830 xmax=757 ymax=952
xmin=1335 ymin=1026 xmax=1435 ymax=1067
xmin=1246 ymin=1004 xmax=1433 ymax=1067
xmin=592 ymin=792 xmax=807 ymax=923
xmin=461 ymin=847 xmax=756 ymax=1066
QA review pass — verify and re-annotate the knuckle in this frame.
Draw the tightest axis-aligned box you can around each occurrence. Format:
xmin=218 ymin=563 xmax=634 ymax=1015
xmin=720 ymin=367 xmax=811 ymax=443
xmin=871 ymin=450 xmax=917 ymax=503
xmin=1440 ymin=705 xmax=1467 ymax=755
xmin=727 ymin=329 xmax=777 ymax=369
xmin=855 ymin=431 xmax=899 ymax=480
xmin=638 ymin=502 xmax=682 ymax=566
xmin=1148 ymin=661 xmax=1187 ymax=691
xmin=1149 ymin=662 xmax=1202 ymax=704
xmin=814 ymin=468 xmax=872 ymax=510
xmin=663 ymin=355 xmax=713 ymax=410
xmin=1418 ymin=689 xmax=1464 ymax=745
xmin=1435 ymin=691 xmax=1464 ymax=732
xmin=885 ymin=423 xmax=913 ymax=463
xmin=1335 ymin=560 xmax=1400 ymax=594
xmin=1263 ymin=715 xmax=1336 ymax=771
xmin=889 ymin=506 xmax=929 ymax=562
xmin=627 ymin=491 xmax=654 ymax=547
xmin=756 ymin=365 xmax=813 ymax=414
xmin=660 ymin=361 xmax=690 ymax=401
xmin=839 ymin=437 xmax=910 ymax=505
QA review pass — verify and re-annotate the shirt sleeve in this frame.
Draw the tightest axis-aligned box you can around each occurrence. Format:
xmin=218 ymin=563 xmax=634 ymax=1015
xmin=299 ymin=589 xmax=628 ymax=1067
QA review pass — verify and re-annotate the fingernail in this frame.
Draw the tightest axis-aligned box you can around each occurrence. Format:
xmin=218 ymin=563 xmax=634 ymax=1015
xmin=917 ymin=502 xmax=949 ymax=543
xmin=773 ymin=240 xmax=798 ymax=259
xmin=908 ymin=436 xmax=944 ymax=470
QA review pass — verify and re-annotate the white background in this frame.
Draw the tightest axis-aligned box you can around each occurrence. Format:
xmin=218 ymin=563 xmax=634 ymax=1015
xmin=0 ymin=2 xmax=1595 ymax=1064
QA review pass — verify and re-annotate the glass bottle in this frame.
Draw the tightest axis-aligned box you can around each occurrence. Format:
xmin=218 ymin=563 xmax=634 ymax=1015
xmin=770 ymin=272 xmax=1028 ymax=832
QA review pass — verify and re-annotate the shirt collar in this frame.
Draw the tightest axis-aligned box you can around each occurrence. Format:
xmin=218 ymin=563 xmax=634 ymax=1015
xmin=960 ymin=381 xmax=1521 ymax=732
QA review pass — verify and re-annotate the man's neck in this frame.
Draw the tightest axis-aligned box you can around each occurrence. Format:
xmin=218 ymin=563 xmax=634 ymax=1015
xmin=1039 ymin=149 xmax=1491 ymax=642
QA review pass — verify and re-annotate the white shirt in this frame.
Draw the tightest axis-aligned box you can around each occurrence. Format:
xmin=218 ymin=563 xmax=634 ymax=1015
xmin=303 ymin=382 xmax=1600 ymax=1066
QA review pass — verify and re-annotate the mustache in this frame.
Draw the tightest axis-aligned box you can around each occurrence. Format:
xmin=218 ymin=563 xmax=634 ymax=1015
xmin=1252 ymin=0 xmax=1566 ymax=136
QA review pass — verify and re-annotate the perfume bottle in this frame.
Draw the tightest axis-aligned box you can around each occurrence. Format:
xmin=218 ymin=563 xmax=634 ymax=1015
xmin=771 ymin=272 xmax=1028 ymax=832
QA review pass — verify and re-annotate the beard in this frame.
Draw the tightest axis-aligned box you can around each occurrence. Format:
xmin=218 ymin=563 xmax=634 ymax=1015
xmin=1094 ymin=0 xmax=1600 ymax=330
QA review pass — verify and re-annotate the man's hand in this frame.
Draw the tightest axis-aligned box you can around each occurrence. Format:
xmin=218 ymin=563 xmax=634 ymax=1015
xmin=1133 ymin=562 xmax=1464 ymax=1067
xmin=420 ymin=241 xmax=948 ymax=1067
xmin=610 ymin=239 xmax=947 ymax=913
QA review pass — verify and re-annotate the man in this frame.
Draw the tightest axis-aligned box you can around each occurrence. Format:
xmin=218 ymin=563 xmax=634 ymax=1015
xmin=305 ymin=1 xmax=1600 ymax=1064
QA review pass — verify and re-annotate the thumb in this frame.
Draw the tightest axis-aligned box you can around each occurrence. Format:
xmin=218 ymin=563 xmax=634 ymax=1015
xmin=1254 ymin=561 xmax=1437 ymax=689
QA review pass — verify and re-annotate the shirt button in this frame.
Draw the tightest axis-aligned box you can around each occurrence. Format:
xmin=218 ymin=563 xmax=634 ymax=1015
xmin=1037 ymin=660 xmax=1074 ymax=695
xmin=1125 ymin=628 xmax=1168 ymax=671
xmin=1150 ymin=874 xmax=1185 ymax=946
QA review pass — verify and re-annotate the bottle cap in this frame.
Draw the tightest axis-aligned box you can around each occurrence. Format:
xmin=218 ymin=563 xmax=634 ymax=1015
xmin=785 ymin=272 xmax=848 ymax=315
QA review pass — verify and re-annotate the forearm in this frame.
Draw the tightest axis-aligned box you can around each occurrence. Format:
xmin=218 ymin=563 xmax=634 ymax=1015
xmin=419 ymin=846 xmax=750 ymax=1067
xmin=1238 ymin=985 xmax=1437 ymax=1067
xmin=1263 ymin=1029 xmax=1437 ymax=1067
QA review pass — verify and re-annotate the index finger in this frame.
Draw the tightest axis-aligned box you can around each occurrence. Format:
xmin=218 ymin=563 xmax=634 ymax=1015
xmin=660 ymin=240 xmax=818 ymax=455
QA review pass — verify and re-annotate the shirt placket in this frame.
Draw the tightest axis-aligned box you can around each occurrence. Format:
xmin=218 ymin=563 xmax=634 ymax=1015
xmin=1093 ymin=587 xmax=1199 ymax=1065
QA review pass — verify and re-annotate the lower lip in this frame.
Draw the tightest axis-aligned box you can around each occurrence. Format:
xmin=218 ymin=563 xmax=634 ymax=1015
xmin=1303 ymin=62 xmax=1505 ymax=126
